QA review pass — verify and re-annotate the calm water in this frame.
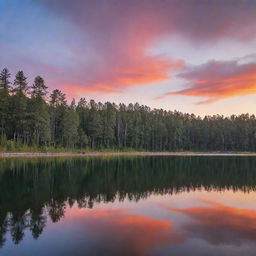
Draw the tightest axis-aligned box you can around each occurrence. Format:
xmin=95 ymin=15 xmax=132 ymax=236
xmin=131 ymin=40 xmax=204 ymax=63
xmin=1 ymin=156 xmax=256 ymax=256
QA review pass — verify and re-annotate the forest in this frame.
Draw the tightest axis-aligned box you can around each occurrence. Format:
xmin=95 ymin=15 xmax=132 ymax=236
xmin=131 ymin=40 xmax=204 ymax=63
xmin=0 ymin=67 xmax=256 ymax=152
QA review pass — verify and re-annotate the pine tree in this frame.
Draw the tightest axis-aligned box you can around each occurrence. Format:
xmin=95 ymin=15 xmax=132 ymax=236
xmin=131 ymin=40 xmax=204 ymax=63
xmin=29 ymin=76 xmax=50 ymax=146
xmin=50 ymin=89 xmax=67 ymax=107
xmin=13 ymin=71 xmax=29 ymax=94
xmin=0 ymin=68 xmax=11 ymax=92
xmin=87 ymin=100 xmax=102 ymax=148
xmin=0 ymin=68 xmax=11 ymax=145
xmin=49 ymin=89 xmax=67 ymax=146
xmin=11 ymin=71 xmax=29 ymax=144
xmin=62 ymin=105 xmax=79 ymax=148
xmin=31 ymin=76 xmax=48 ymax=99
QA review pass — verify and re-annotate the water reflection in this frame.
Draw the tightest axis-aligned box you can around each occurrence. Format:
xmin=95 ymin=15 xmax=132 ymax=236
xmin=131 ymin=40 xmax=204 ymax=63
xmin=0 ymin=156 xmax=256 ymax=255
xmin=62 ymin=208 xmax=181 ymax=256
xmin=162 ymin=200 xmax=256 ymax=245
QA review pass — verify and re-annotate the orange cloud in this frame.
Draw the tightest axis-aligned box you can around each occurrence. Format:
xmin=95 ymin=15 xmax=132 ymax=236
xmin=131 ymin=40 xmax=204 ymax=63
xmin=62 ymin=57 xmax=184 ymax=98
xmin=161 ymin=200 xmax=256 ymax=245
xmin=158 ymin=60 xmax=256 ymax=104
xmin=44 ymin=1 xmax=192 ymax=95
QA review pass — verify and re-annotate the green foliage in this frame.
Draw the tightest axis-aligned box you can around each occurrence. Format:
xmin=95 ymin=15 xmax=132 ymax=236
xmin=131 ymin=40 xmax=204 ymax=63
xmin=78 ymin=128 xmax=89 ymax=148
xmin=13 ymin=71 xmax=29 ymax=94
xmin=6 ymin=140 xmax=15 ymax=151
xmin=0 ymin=68 xmax=11 ymax=91
xmin=31 ymin=76 xmax=48 ymax=98
xmin=62 ymin=107 xmax=79 ymax=147
xmin=1 ymin=67 xmax=256 ymax=152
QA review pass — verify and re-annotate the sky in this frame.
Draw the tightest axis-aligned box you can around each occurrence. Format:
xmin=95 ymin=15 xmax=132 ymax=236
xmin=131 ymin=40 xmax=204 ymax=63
xmin=0 ymin=0 xmax=256 ymax=116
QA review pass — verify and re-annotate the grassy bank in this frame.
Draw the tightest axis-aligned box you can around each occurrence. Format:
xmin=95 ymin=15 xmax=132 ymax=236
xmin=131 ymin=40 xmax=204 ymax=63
xmin=0 ymin=145 xmax=137 ymax=153
xmin=1 ymin=145 xmax=256 ymax=158
xmin=1 ymin=151 xmax=256 ymax=158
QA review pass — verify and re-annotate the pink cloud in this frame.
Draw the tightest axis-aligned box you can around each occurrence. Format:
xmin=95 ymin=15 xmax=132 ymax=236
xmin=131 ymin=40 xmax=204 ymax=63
xmin=41 ymin=0 xmax=256 ymax=94
xmin=158 ymin=60 xmax=256 ymax=104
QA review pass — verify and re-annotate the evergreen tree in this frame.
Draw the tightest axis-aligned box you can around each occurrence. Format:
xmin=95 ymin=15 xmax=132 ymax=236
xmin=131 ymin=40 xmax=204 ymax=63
xmin=87 ymin=100 xmax=102 ymax=148
xmin=49 ymin=89 xmax=67 ymax=146
xmin=0 ymin=68 xmax=11 ymax=92
xmin=0 ymin=68 xmax=11 ymax=144
xmin=29 ymin=76 xmax=50 ymax=146
xmin=50 ymin=89 xmax=67 ymax=107
xmin=13 ymin=71 xmax=29 ymax=94
xmin=31 ymin=76 xmax=47 ymax=99
xmin=11 ymin=71 xmax=29 ymax=144
xmin=62 ymin=106 xmax=79 ymax=148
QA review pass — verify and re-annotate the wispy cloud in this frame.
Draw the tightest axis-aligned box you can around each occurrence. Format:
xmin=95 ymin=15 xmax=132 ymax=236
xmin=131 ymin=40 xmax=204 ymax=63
xmin=157 ymin=59 xmax=256 ymax=104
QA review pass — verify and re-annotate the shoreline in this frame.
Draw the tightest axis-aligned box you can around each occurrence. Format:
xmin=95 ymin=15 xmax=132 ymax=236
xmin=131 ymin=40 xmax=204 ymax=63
xmin=1 ymin=151 xmax=256 ymax=158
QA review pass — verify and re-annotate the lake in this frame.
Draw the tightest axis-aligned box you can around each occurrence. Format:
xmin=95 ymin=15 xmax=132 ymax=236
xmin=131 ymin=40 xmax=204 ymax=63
xmin=0 ymin=156 xmax=256 ymax=256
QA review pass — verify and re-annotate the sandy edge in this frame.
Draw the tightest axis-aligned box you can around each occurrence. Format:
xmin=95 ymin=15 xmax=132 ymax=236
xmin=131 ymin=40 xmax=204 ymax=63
xmin=1 ymin=151 xmax=256 ymax=158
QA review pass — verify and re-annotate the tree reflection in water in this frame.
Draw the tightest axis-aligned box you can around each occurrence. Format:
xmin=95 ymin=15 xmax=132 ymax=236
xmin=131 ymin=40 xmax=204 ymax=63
xmin=0 ymin=156 xmax=256 ymax=247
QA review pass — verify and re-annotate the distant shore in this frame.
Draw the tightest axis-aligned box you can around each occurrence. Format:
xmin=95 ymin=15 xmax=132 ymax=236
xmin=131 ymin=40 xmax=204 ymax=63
xmin=1 ymin=151 xmax=256 ymax=158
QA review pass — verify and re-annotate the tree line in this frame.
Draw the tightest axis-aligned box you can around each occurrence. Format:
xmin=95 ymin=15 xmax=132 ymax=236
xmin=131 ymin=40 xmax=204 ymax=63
xmin=1 ymin=67 xmax=256 ymax=151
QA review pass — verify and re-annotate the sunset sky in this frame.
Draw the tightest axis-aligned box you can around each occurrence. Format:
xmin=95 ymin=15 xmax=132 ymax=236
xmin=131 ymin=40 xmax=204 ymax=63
xmin=1 ymin=0 xmax=256 ymax=116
